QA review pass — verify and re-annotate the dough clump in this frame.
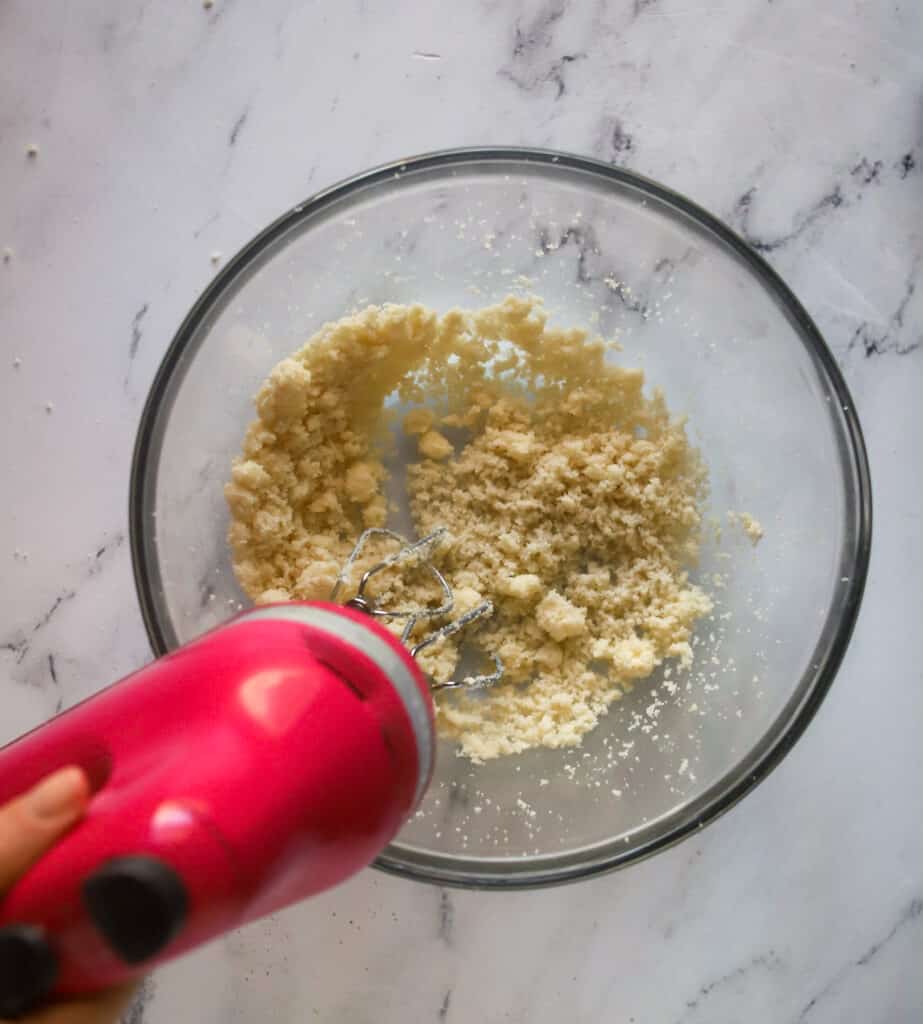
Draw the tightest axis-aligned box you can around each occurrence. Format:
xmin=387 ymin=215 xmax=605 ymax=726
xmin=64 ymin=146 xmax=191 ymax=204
xmin=226 ymin=296 xmax=711 ymax=760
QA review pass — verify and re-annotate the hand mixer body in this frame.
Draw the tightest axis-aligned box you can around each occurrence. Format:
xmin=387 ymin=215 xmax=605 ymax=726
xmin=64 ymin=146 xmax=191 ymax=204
xmin=0 ymin=603 xmax=434 ymax=1012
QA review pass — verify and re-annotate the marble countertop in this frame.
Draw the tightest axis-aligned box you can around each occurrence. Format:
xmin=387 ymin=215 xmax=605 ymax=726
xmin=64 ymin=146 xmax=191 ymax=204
xmin=2 ymin=1 xmax=921 ymax=1021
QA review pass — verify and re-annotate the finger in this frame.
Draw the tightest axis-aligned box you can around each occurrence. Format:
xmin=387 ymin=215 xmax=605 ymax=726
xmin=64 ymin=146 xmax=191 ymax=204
xmin=0 ymin=983 xmax=137 ymax=1024
xmin=0 ymin=767 xmax=89 ymax=894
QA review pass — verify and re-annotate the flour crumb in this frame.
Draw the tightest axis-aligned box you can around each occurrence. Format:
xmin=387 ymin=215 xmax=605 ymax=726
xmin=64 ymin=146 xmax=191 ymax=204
xmin=498 ymin=574 xmax=543 ymax=602
xmin=402 ymin=407 xmax=435 ymax=436
xmin=727 ymin=510 xmax=763 ymax=546
xmin=536 ymin=591 xmax=587 ymax=642
xmin=418 ymin=429 xmax=453 ymax=461
xmin=2 ymin=247 xmax=11 ymax=264
xmin=740 ymin=513 xmax=763 ymax=545
xmin=25 ymin=143 xmax=39 ymax=159
xmin=344 ymin=461 xmax=381 ymax=504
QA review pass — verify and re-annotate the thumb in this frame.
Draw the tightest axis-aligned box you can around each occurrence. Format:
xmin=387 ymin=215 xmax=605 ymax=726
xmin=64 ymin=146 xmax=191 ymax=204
xmin=5 ymin=983 xmax=138 ymax=1024
xmin=0 ymin=767 xmax=89 ymax=894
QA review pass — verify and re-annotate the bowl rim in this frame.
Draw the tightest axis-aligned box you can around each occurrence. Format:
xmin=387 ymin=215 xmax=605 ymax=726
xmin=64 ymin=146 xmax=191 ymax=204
xmin=129 ymin=146 xmax=873 ymax=890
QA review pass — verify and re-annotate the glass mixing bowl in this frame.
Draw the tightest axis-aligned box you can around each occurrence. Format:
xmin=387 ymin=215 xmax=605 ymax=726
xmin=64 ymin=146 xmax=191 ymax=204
xmin=130 ymin=149 xmax=871 ymax=888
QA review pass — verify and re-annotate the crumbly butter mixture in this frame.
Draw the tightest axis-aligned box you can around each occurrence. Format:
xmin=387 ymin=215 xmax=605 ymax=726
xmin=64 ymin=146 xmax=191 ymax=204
xmin=225 ymin=296 xmax=712 ymax=761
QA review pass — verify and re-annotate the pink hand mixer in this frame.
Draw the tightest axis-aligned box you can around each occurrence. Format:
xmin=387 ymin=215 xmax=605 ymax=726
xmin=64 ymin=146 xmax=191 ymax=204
xmin=0 ymin=528 xmax=500 ymax=1018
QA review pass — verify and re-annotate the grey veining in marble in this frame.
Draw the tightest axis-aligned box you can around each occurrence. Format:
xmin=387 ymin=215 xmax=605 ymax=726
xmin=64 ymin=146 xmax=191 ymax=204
xmin=2 ymin=0 xmax=921 ymax=1021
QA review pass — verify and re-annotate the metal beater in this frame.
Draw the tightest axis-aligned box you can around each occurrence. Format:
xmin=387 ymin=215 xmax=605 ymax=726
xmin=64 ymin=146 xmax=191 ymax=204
xmin=330 ymin=526 xmax=504 ymax=691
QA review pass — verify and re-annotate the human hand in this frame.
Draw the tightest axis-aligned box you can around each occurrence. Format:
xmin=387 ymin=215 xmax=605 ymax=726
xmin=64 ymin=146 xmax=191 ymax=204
xmin=0 ymin=767 xmax=137 ymax=1023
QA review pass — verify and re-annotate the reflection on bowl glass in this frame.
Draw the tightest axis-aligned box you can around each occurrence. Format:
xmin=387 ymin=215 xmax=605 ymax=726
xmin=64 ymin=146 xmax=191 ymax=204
xmin=130 ymin=149 xmax=871 ymax=888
